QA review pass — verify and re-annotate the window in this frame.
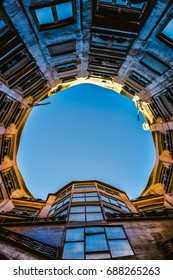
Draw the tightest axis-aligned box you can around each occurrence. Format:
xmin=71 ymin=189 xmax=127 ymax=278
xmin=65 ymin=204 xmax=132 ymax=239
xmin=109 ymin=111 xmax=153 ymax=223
xmin=74 ymin=184 xmax=96 ymax=191
xmin=99 ymin=0 xmax=145 ymax=9
xmin=140 ymin=52 xmax=170 ymax=75
xmin=129 ymin=71 xmax=150 ymax=87
xmin=56 ymin=61 xmax=77 ymax=72
xmin=31 ymin=1 xmax=75 ymax=31
xmin=72 ymin=192 xmax=99 ymax=202
xmin=0 ymin=19 xmax=6 ymax=31
xmin=157 ymin=16 xmax=173 ymax=48
xmin=49 ymin=196 xmax=70 ymax=215
xmin=47 ymin=40 xmax=76 ymax=57
xmin=62 ymin=226 xmax=134 ymax=259
xmin=69 ymin=205 xmax=103 ymax=221
xmin=101 ymin=194 xmax=130 ymax=212
xmin=97 ymin=184 xmax=121 ymax=197
xmin=122 ymin=82 xmax=139 ymax=95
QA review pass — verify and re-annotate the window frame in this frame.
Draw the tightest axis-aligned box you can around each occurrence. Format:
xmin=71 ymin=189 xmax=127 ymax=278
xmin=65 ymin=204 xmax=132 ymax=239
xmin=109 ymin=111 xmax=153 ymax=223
xmin=62 ymin=225 xmax=134 ymax=259
xmin=30 ymin=0 xmax=76 ymax=31
xmin=157 ymin=15 xmax=173 ymax=48
xmin=140 ymin=52 xmax=171 ymax=76
xmin=47 ymin=40 xmax=76 ymax=57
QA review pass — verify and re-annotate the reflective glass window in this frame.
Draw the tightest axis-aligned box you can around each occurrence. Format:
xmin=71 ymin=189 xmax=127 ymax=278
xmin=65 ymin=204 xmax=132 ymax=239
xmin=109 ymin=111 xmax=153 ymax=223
xmin=140 ymin=53 xmax=170 ymax=75
xmin=70 ymin=206 xmax=85 ymax=213
xmin=116 ymin=0 xmax=128 ymax=6
xmin=0 ymin=19 xmax=5 ymax=30
xmin=56 ymin=2 xmax=73 ymax=21
xmin=63 ymin=242 xmax=84 ymax=259
xmin=35 ymin=7 xmax=54 ymax=24
xmin=108 ymin=239 xmax=133 ymax=258
xmin=69 ymin=213 xmax=85 ymax=221
xmin=85 ymin=227 xmax=104 ymax=234
xmin=105 ymin=227 xmax=126 ymax=239
xmin=86 ymin=213 xmax=103 ymax=221
xmin=65 ymin=228 xmax=84 ymax=242
xmin=63 ymin=226 xmax=133 ymax=259
xmin=86 ymin=234 xmax=108 ymax=252
xmin=162 ymin=18 xmax=173 ymax=40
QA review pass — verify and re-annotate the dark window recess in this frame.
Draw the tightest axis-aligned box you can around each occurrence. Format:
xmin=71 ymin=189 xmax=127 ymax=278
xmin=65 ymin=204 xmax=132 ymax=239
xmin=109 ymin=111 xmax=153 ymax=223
xmin=157 ymin=16 xmax=173 ymax=48
xmin=129 ymin=71 xmax=150 ymax=87
xmin=0 ymin=136 xmax=12 ymax=160
xmin=47 ymin=40 xmax=76 ymax=57
xmin=158 ymin=237 xmax=173 ymax=259
xmin=159 ymin=165 xmax=172 ymax=192
xmin=31 ymin=1 xmax=75 ymax=31
xmin=23 ymin=82 xmax=48 ymax=99
xmin=0 ymin=93 xmax=14 ymax=125
xmin=98 ymin=0 xmax=145 ymax=10
xmin=0 ymin=50 xmax=27 ymax=74
xmin=10 ymin=206 xmax=38 ymax=217
xmin=140 ymin=52 xmax=170 ymax=75
xmin=14 ymin=70 xmax=45 ymax=92
xmin=122 ymin=82 xmax=139 ymax=95
xmin=148 ymin=102 xmax=165 ymax=120
xmin=1 ymin=170 xmax=16 ymax=196
xmin=7 ymin=106 xmax=24 ymax=126
xmin=61 ymin=75 xmax=77 ymax=83
xmin=91 ymin=33 xmax=133 ymax=51
xmin=161 ymin=132 xmax=172 ymax=154
xmin=56 ymin=61 xmax=77 ymax=72
xmin=0 ymin=187 xmax=3 ymax=201
xmin=157 ymin=90 xmax=173 ymax=118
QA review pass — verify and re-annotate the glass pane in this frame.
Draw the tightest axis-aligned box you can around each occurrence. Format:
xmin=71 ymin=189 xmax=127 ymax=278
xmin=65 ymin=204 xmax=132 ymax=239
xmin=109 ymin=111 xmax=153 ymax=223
xmin=100 ymin=0 xmax=112 ymax=3
xmin=101 ymin=195 xmax=110 ymax=203
xmin=65 ymin=228 xmax=84 ymax=241
xmin=106 ymin=227 xmax=126 ymax=239
xmin=109 ymin=239 xmax=134 ymax=258
xmin=63 ymin=242 xmax=84 ymax=259
xmin=74 ymin=186 xmax=85 ymax=190
xmin=141 ymin=54 xmax=169 ymax=74
xmin=72 ymin=197 xmax=85 ymax=202
xmin=57 ymin=201 xmax=63 ymax=209
xmin=69 ymin=213 xmax=85 ymax=221
xmin=85 ymin=192 xmax=97 ymax=197
xmin=86 ymin=253 xmax=111 ymax=259
xmin=0 ymin=19 xmax=5 ymax=30
xmin=118 ymin=200 xmax=126 ymax=206
xmin=63 ymin=197 xmax=70 ymax=204
xmin=73 ymin=193 xmax=84 ymax=197
xmin=56 ymin=2 xmax=73 ymax=21
xmin=86 ymin=213 xmax=103 ymax=221
xmin=110 ymin=199 xmax=119 ymax=207
xmin=70 ymin=206 xmax=85 ymax=213
xmin=131 ymin=3 xmax=144 ymax=9
xmin=86 ymin=234 xmax=108 ymax=252
xmin=104 ymin=207 xmax=115 ymax=214
xmin=86 ymin=206 xmax=101 ymax=212
xmin=84 ymin=186 xmax=96 ymax=190
xmin=116 ymin=0 xmax=128 ymax=6
xmin=85 ymin=227 xmax=104 ymax=234
xmin=35 ymin=7 xmax=54 ymax=25
xmin=121 ymin=206 xmax=130 ymax=212
xmin=162 ymin=19 xmax=173 ymax=40
xmin=86 ymin=196 xmax=99 ymax=201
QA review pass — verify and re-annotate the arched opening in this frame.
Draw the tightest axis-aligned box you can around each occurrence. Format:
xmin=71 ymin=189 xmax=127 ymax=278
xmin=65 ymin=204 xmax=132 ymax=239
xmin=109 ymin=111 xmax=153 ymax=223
xmin=17 ymin=83 xmax=156 ymax=200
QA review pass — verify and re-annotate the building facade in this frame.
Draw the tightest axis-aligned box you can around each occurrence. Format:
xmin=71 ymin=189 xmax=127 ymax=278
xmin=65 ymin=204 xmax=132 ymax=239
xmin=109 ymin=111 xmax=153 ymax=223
xmin=0 ymin=0 xmax=173 ymax=259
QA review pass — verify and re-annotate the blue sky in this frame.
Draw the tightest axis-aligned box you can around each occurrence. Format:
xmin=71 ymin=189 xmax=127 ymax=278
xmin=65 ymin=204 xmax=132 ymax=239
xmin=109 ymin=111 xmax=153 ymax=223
xmin=17 ymin=83 xmax=156 ymax=200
